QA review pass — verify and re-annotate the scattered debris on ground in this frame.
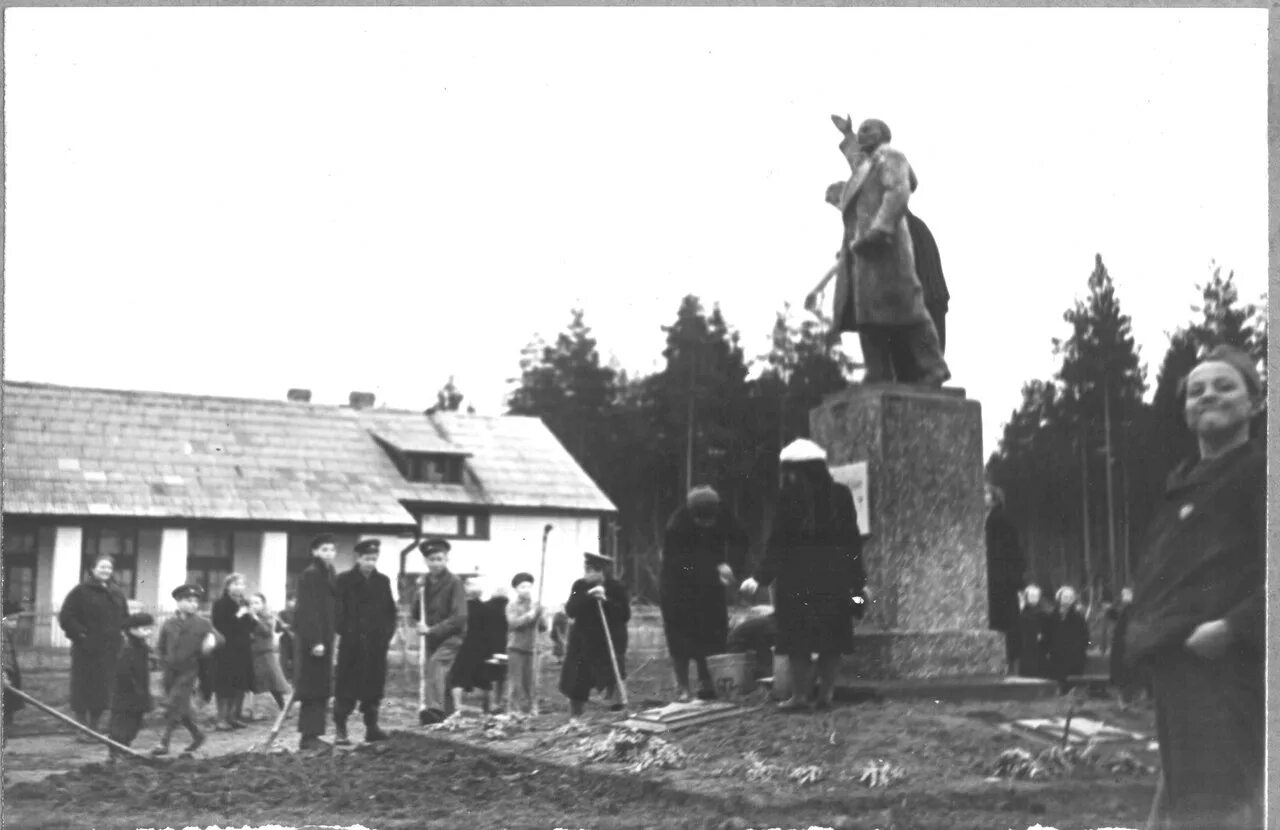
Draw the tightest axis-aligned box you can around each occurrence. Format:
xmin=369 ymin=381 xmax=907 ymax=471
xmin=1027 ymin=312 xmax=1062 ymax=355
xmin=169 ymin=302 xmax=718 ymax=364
xmin=857 ymin=759 xmax=906 ymax=788
xmin=577 ymin=728 xmax=689 ymax=773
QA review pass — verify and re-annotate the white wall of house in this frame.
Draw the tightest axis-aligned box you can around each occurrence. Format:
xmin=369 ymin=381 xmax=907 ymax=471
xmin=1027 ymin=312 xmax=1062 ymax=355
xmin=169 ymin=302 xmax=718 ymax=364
xmin=404 ymin=512 xmax=606 ymax=609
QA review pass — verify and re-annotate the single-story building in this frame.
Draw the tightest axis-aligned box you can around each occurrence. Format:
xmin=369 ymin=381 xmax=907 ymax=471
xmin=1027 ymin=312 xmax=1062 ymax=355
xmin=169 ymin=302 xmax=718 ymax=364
xmin=2 ymin=381 xmax=616 ymax=646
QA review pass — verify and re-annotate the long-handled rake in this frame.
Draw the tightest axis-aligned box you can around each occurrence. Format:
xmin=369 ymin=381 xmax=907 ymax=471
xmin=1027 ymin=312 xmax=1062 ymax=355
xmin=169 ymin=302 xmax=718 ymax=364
xmin=3 ymin=681 xmax=156 ymax=763
xmin=531 ymin=524 xmax=552 ymax=716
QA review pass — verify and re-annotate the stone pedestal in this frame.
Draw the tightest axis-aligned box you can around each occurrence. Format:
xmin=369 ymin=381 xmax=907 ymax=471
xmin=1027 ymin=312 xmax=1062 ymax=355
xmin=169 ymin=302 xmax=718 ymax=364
xmin=811 ymin=383 xmax=1004 ymax=680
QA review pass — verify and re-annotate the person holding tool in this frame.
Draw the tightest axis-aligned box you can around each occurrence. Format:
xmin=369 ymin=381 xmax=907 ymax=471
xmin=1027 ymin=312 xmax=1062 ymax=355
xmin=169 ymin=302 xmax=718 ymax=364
xmin=409 ymin=537 xmax=467 ymax=725
xmin=559 ymin=552 xmax=630 ymax=720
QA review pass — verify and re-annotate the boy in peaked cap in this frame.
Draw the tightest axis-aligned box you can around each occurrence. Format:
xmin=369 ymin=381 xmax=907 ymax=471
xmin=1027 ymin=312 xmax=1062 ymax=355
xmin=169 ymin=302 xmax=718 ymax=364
xmin=505 ymin=572 xmax=547 ymax=714
xmin=409 ymin=537 xmax=467 ymax=724
xmin=108 ymin=613 xmax=155 ymax=759
xmin=559 ymin=552 xmax=630 ymax=718
xmin=333 ymin=538 xmax=397 ymax=744
xmin=152 ymin=585 xmax=221 ymax=756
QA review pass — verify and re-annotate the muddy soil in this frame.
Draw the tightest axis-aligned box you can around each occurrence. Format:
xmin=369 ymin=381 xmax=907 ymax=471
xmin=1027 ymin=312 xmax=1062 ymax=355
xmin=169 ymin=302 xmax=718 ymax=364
xmin=3 ymin=663 xmax=1156 ymax=830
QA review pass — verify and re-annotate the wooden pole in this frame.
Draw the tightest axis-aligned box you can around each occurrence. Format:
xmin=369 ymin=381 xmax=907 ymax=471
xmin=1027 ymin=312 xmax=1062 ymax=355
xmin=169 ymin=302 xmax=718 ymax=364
xmin=531 ymin=524 xmax=552 ymax=717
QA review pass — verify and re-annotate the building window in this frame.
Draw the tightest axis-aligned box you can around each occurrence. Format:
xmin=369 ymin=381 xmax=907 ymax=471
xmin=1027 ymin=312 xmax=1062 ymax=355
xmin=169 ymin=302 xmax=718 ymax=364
xmin=401 ymin=454 xmax=465 ymax=484
xmin=82 ymin=526 xmax=139 ymax=599
xmin=187 ymin=530 xmax=234 ymax=599
xmin=2 ymin=522 xmax=39 ymax=609
xmin=418 ymin=511 xmax=489 ymax=540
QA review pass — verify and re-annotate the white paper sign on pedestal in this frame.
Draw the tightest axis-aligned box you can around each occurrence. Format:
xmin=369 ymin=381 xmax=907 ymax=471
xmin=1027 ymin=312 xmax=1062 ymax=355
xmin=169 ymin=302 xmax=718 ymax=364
xmin=830 ymin=461 xmax=870 ymax=536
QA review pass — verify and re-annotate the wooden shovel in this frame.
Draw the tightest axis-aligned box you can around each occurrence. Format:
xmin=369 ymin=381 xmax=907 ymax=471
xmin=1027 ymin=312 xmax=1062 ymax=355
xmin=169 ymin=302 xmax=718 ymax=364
xmin=255 ymin=688 xmax=296 ymax=752
xmin=596 ymin=598 xmax=629 ymax=710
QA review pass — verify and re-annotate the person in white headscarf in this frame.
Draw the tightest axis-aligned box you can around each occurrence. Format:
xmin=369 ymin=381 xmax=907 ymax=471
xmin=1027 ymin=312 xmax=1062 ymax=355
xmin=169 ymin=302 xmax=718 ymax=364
xmin=741 ymin=439 xmax=867 ymax=711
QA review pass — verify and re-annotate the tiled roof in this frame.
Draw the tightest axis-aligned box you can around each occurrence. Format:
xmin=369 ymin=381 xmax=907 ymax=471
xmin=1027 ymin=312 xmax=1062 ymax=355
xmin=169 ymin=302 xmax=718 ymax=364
xmin=1 ymin=381 xmax=616 ymax=524
xmin=364 ymin=415 xmax=468 ymax=456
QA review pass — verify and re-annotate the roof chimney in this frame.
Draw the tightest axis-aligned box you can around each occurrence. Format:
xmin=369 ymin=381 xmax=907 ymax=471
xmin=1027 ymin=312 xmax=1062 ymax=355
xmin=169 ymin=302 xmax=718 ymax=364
xmin=349 ymin=391 xmax=376 ymax=410
xmin=287 ymin=388 xmax=312 ymax=403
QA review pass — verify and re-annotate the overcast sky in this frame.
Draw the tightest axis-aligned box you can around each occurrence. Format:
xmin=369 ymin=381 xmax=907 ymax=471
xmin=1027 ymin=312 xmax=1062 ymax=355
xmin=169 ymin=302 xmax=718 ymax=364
xmin=4 ymin=7 xmax=1268 ymax=458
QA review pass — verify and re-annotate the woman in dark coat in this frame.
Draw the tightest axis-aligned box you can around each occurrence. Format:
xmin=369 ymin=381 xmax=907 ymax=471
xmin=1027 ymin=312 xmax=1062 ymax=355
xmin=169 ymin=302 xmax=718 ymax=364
xmin=1126 ymin=345 xmax=1264 ymax=830
xmin=1016 ymin=584 xmax=1051 ymax=679
xmin=1106 ymin=586 xmax=1136 ymax=698
xmin=660 ymin=485 xmax=749 ymax=701
xmin=984 ymin=484 xmax=1025 ymax=671
xmin=559 ymin=553 xmax=630 ymax=717
xmin=447 ymin=576 xmax=494 ymax=707
xmin=1046 ymin=585 xmax=1089 ymax=693
xmin=741 ymin=438 xmax=866 ymax=712
xmin=210 ymin=573 xmax=256 ymax=730
xmin=58 ymin=554 xmax=129 ymax=734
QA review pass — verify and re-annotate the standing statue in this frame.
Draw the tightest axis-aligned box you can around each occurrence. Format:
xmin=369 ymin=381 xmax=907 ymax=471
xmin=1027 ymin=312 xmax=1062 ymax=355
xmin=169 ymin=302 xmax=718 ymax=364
xmin=811 ymin=116 xmax=949 ymax=386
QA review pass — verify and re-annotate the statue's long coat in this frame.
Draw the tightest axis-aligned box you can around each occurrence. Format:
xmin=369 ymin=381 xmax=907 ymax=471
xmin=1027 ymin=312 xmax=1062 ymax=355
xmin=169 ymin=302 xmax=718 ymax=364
xmin=832 ymin=145 xmax=932 ymax=332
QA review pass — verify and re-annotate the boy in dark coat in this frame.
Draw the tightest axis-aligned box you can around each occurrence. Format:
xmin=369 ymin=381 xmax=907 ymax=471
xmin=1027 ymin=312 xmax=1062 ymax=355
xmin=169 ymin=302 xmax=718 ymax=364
xmin=1016 ymin=584 xmax=1051 ymax=679
xmin=152 ymin=585 xmax=220 ymax=756
xmin=333 ymin=538 xmax=398 ymax=744
xmin=108 ymin=612 xmax=155 ymax=758
xmin=660 ymin=485 xmax=748 ymax=701
xmin=559 ymin=552 xmax=630 ymax=718
xmin=408 ymin=538 xmax=468 ymax=725
xmin=2 ymin=600 xmax=25 ymax=744
xmin=294 ymin=533 xmax=338 ymax=751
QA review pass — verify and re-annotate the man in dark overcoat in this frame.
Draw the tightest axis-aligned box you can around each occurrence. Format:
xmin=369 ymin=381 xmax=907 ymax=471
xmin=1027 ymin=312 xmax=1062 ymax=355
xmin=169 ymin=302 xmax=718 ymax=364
xmin=660 ymin=485 xmax=748 ymax=701
xmin=294 ymin=533 xmax=338 ymax=751
xmin=559 ymin=552 xmax=630 ymax=717
xmin=58 ymin=555 xmax=129 ymax=735
xmin=984 ymin=484 xmax=1025 ymax=671
xmin=333 ymin=538 xmax=398 ymax=744
xmin=827 ymin=116 xmax=948 ymax=386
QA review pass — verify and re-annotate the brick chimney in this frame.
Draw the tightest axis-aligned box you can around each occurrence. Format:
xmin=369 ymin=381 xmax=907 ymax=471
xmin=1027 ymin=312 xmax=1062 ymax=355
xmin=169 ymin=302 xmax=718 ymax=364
xmin=349 ymin=391 xmax=376 ymax=410
xmin=287 ymin=388 xmax=312 ymax=403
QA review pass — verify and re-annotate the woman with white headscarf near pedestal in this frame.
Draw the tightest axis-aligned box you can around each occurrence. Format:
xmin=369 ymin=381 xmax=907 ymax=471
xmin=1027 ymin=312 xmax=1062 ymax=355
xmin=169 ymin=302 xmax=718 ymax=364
xmin=741 ymin=439 xmax=867 ymax=712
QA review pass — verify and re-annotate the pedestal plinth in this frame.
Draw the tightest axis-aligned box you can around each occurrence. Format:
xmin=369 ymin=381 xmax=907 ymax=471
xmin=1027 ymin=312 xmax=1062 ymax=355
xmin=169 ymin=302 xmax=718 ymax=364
xmin=811 ymin=383 xmax=1004 ymax=680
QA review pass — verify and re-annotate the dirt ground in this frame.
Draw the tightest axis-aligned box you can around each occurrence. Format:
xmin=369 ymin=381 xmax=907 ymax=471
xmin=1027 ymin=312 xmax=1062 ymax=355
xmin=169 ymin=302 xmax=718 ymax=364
xmin=3 ymin=660 xmax=1157 ymax=830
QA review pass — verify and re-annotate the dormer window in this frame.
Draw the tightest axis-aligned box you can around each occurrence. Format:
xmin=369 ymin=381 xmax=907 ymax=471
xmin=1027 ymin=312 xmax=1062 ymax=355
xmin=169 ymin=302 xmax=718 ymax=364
xmin=402 ymin=453 xmax=464 ymax=484
xmin=366 ymin=423 xmax=471 ymax=485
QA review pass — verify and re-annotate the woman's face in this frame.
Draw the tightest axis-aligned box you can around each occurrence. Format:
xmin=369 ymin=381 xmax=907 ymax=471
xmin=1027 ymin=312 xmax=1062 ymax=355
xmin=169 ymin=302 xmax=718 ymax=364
xmin=1185 ymin=360 xmax=1254 ymax=438
xmin=92 ymin=558 xmax=113 ymax=582
xmin=227 ymin=578 xmax=246 ymax=599
xmin=249 ymin=595 xmax=265 ymax=613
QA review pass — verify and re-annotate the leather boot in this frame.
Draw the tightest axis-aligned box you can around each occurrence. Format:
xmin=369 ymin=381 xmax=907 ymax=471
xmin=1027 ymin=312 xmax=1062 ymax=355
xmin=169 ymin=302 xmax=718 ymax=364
xmin=150 ymin=725 xmax=175 ymax=756
xmin=181 ymin=717 xmax=206 ymax=754
xmin=363 ymin=709 xmax=388 ymax=743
